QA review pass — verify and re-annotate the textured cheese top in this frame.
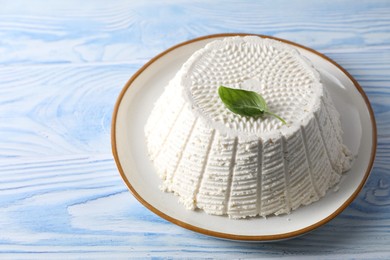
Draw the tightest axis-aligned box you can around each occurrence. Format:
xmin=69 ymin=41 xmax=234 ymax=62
xmin=181 ymin=36 xmax=322 ymax=139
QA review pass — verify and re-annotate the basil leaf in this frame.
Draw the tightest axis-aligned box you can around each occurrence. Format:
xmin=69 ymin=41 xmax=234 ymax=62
xmin=218 ymin=85 xmax=286 ymax=124
xmin=218 ymin=86 xmax=267 ymax=117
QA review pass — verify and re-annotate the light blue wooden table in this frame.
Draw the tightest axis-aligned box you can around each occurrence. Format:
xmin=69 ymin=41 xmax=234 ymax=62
xmin=1 ymin=0 xmax=389 ymax=258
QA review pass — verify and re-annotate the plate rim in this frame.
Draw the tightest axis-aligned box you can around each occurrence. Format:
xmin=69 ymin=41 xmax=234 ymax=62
xmin=111 ymin=33 xmax=377 ymax=241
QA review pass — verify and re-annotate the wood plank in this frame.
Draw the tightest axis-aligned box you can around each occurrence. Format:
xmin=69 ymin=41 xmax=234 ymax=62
xmin=0 ymin=0 xmax=389 ymax=64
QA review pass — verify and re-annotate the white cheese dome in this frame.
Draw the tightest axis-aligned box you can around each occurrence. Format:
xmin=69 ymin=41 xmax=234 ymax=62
xmin=145 ymin=36 xmax=353 ymax=218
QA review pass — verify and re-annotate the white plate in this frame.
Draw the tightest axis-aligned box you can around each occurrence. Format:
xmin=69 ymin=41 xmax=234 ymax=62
xmin=112 ymin=34 xmax=376 ymax=241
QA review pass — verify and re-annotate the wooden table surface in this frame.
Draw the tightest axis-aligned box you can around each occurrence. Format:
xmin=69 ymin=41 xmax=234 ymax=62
xmin=1 ymin=0 xmax=389 ymax=258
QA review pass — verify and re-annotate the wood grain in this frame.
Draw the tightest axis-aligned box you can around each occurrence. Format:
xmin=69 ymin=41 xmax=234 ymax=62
xmin=0 ymin=0 xmax=389 ymax=258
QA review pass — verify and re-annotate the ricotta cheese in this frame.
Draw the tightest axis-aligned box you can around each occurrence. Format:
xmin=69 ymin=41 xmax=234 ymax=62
xmin=144 ymin=36 xmax=353 ymax=218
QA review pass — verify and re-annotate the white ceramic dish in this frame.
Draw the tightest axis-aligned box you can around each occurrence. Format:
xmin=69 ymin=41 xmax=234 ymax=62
xmin=112 ymin=34 xmax=376 ymax=241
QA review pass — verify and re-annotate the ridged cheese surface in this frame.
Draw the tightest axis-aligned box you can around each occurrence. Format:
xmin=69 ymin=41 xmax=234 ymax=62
xmin=145 ymin=36 xmax=353 ymax=218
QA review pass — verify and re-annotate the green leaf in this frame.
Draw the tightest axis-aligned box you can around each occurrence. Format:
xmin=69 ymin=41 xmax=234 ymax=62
xmin=218 ymin=85 xmax=286 ymax=124
xmin=218 ymin=86 xmax=267 ymax=117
